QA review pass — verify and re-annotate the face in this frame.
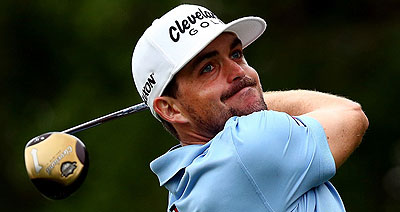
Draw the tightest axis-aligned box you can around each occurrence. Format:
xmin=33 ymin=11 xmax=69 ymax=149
xmin=174 ymin=32 xmax=267 ymax=138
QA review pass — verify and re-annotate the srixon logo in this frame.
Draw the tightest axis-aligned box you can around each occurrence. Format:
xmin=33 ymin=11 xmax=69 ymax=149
xmin=169 ymin=8 xmax=223 ymax=42
xmin=141 ymin=73 xmax=156 ymax=105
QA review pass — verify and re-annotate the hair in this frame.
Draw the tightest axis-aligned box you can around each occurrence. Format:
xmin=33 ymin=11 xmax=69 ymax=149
xmin=159 ymin=76 xmax=180 ymax=140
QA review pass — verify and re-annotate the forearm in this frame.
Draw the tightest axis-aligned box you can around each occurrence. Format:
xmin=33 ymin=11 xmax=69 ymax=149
xmin=263 ymin=89 xmax=359 ymax=116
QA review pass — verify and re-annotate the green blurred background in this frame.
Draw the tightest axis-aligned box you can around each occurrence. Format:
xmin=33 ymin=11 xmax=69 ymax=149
xmin=1 ymin=0 xmax=399 ymax=211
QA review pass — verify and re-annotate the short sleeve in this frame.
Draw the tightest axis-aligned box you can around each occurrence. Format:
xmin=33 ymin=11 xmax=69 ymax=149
xmin=229 ymin=110 xmax=336 ymax=210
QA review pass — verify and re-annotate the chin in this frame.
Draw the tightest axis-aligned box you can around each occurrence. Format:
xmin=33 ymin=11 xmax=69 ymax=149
xmin=229 ymin=95 xmax=267 ymax=117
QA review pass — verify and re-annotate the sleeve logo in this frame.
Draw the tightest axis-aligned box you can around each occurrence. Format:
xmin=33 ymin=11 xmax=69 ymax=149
xmin=291 ymin=116 xmax=307 ymax=127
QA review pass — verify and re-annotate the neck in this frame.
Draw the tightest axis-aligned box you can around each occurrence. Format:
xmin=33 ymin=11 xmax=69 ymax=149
xmin=176 ymin=125 xmax=214 ymax=146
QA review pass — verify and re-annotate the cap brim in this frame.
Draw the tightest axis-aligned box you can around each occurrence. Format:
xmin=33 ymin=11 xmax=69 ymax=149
xmin=172 ymin=16 xmax=267 ymax=76
xmin=225 ymin=16 xmax=267 ymax=48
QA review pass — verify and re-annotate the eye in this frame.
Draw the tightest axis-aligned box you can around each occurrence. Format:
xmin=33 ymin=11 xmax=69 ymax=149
xmin=231 ymin=50 xmax=242 ymax=59
xmin=200 ymin=64 xmax=214 ymax=74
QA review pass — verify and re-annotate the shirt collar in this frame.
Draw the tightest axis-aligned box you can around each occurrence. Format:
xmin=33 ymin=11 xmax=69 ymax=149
xmin=150 ymin=142 xmax=211 ymax=186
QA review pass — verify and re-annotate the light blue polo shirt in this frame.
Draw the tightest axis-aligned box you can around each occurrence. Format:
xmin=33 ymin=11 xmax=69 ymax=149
xmin=150 ymin=110 xmax=345 ymax=212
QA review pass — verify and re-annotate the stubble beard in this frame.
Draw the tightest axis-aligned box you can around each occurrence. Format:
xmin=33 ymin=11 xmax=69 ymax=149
xmin=183 ymin=82 xmax=267 ymax=138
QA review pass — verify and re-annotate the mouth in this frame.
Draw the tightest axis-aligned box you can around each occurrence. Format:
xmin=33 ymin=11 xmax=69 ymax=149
xmin=220 ymin=77 xmax=257 ymax=103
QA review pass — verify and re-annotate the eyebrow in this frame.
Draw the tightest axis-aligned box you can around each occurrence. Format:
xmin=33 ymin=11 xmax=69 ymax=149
xmin=230 ymin=37 xmax=242 ymax=51
xmin=191 ymin=37 xmax=243 ymax=70
xmin=191 ymin=51 xmax=218 ymax=70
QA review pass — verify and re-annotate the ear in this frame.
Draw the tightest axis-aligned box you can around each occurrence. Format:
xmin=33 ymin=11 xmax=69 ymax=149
xmin=153 ymin=97 xmax=188 ymax=124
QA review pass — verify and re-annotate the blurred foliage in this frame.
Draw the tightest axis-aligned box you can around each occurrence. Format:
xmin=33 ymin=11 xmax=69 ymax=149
xmin=1 ymin=0 xmax=399 ymax=211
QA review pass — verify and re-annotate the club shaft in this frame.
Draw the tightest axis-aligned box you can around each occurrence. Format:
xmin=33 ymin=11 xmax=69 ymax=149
xmin=62 ymin=102 xmax=148 ymax=134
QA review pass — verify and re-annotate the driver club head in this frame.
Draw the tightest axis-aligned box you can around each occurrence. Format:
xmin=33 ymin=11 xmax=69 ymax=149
xmin=24 ymin=132 xmax=89 ymax=200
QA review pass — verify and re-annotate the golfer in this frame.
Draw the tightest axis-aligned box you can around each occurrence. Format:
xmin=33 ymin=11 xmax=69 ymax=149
xmin=131 ymin=4 xmax=368 ymax=212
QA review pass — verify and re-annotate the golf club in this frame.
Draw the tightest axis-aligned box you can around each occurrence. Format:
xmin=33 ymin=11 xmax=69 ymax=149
xmin=24 ymin=102 xmax=149 ymax=200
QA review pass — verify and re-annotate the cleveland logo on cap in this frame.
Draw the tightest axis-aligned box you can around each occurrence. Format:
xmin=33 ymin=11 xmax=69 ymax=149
xmin=169 ymin=7 xmax=223 ymax=42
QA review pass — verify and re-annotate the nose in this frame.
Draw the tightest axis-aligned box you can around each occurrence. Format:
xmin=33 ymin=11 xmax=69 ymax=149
xmin=225 ymin=59 xmax=245 ymax=83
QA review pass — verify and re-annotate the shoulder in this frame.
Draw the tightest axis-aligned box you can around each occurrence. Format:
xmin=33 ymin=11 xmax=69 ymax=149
xmin=223 ymin=110 xmax=293 ymax=144
xmin=227 ymin=110 xmax=288 ymax=125
xmin=220 ymin=110 xmax=332 ymax=174
xmin=224 ymin=110 xmax=327 ymax=143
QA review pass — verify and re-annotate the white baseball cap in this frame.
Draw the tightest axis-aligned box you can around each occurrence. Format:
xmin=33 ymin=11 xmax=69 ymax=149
xmin=131 ymin=4 xmax=266 ymax=120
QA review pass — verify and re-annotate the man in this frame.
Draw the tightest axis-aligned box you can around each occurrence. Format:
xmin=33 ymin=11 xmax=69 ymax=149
xmin=131 ymin=4 xmax=368 ymax=212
